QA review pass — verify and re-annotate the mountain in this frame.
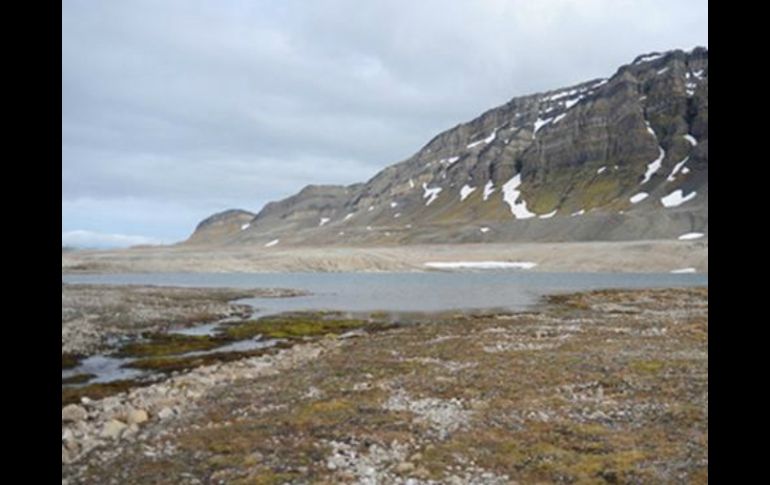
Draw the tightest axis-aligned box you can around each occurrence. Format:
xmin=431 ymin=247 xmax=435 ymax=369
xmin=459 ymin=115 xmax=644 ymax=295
xmin=186 ymin=48 xmax=707 ymax=247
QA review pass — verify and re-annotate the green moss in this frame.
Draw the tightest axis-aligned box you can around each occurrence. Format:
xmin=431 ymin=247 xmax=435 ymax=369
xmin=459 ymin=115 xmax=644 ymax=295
xmin=125 ymin=346 xmax=288 ymax=373
xmin=116 ymin=333 xmax=230 ymax=358
xmin=222 ymin=314 xmax=368 ymax=341
xmin=62 ymin=353 xmax=84 ymax=370
xmin=62 ymin=373 xmax=96 ymax=385
xmin=630 ymin=360 xmax=665 ymax=374
xmin=62 ymin=379 xmax=150 ymax=407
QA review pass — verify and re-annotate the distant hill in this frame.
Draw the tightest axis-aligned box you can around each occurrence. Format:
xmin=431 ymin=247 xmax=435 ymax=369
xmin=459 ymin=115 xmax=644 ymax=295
xmin=187 ymin=48 xmax=707 ymax=247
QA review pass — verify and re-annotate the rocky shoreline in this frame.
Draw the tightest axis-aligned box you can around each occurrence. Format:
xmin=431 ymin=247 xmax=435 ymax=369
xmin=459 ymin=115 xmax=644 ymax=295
xmin=62 ymin=287 xmax=708 ymax=484
xmin=62 ymin=284 xmax=305 ymax=357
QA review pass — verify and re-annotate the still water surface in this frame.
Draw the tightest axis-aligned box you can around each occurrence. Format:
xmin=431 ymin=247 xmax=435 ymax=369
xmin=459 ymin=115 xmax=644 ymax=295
xmin=63 ymin=271 xmax=708 ymax=315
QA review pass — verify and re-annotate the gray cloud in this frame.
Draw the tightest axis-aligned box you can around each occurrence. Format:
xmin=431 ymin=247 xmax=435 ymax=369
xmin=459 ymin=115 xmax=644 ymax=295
xmin=62 ymin=0 xmax=708 ymax=245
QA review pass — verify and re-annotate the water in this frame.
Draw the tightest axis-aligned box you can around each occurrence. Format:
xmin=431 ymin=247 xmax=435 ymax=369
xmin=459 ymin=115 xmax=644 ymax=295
xmin=63 ymin=271 xmax=707 ymax=384
xmin=63 ymin=271 xmax=707 ymax=315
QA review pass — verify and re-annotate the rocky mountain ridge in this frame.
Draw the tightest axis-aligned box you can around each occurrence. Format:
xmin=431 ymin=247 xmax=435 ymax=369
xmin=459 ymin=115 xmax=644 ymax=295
xmin=187 ymin=47 xmax=707 ymax=247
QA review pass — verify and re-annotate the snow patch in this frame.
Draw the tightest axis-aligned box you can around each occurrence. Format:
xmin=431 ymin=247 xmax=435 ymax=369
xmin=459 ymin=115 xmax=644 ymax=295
xmin=422 ymin=183 xmax=443 ymax=206
xmin=678 ymin=232 xmax=704 ymax=240
xmin=390 ymin=201 xmax=398 ymax=208
xmin=343 ymin=213 xmax=355 ymax=221
xmin=683 ymin=134 xmax=698 ymax=146
xmin=264 ymin=239 xmax=279 ymax=248
xmin=483 ymin=180 xmax=495 ymax=201
xmin=439 ymin=156 xmax=461 ymax=166
xmin=533 ymin=117 xmax=553 ymax=137
xmin=571 ymin=209 xmax=585 ymax=217
xmin=467 ymin=131 xmax=496 ymax=149
xmin=552 ymin=113 xmax=567 ymax=124
xmin=459 ymin=184 xmax=476 ymax=201
xmin=661 ymin=189 xmax=696 ymax=208
xmin=645 ymin=120 xmax=657 ymax=138
xmin=240 ymin=223 xmax=250 ymax=231
xmin=641 ymin=147 xmax=665 ymax=184
xmin=657 ymin=67 xmax=670 ymax=75
xmin=319 ymin=217 xmax=330 ymax=227
xmin=394 ymin=213 xmax=401 ymax=218
xmin=634 ymin=53 xmax=665 ymax=64
xmin=596 ymin=166 xmax=607 ymax=174
xmin=368 ymin=206 xmax=374 ymax=212
xmin=502 ymin=174 xmax=536 ymax=219
xmin=409 ymin=178 xmax=415 ymax=189
xmin=630 ymin=192 xmax=649 ymax=204
xmin=671 ymin=268 xmax=696 ymax=274
xmin=425 ymin=261 xmax=537 ymax=270
xmin=539 ymin=210 xmax=557 ymax=219
xmin=667 ymin=157 xmax=689 ymax=182
xmin=480 ymin=227 xmax=490 ymax=233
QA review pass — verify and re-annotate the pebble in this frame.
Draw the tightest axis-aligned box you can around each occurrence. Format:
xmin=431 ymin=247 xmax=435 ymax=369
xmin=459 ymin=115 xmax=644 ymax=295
xmin=62 ymin=404 xmax=88 ymax=423
xmin=100 ymin=420 xmax=127 ymax=439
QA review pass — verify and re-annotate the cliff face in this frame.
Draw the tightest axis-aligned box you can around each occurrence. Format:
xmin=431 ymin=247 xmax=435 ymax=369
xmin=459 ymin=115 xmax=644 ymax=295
xmin=187 ymin=48 xmax=707 ymax=247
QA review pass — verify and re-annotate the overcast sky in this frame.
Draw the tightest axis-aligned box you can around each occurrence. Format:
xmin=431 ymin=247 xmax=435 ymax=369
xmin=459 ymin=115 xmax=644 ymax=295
xmin=62 ymin=0 xmax=708 ymax=248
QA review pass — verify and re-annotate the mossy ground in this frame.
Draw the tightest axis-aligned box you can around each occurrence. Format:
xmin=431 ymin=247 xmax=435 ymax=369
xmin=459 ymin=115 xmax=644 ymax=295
xmin=61 ymin=373 xmax=96 ymax=385
xmin=67 ymin=288 xmax=707 ymax=484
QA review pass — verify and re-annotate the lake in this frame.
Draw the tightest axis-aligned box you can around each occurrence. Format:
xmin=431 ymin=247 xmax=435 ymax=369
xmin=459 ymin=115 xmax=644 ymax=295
xmin=63 ymin=271 xmax=708 ymax=315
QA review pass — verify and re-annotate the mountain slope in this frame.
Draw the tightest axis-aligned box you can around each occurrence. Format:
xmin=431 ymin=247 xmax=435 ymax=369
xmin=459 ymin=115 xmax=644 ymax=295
xmin=186 ymin=47 xmax=707 ymax=247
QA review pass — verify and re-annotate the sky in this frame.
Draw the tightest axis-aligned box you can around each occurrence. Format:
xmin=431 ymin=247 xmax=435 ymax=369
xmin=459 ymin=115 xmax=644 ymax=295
xmin=62 ymin=0 xmax=708 ymax=248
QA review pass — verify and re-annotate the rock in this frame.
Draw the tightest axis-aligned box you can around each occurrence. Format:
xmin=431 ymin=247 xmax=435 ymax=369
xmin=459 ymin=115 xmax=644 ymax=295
xmin=395 ymin=462 xmax=415 ymax=473
xmin=157 ymin=407 xmax=175 ymax=420
xmin=101 ymin=419 xmax=127 ymax=439
xmin=62 ymin=404 xmax=87 ymax=422
xmin=122 ymin=423 xmax=140 ymax=439
xmin=126 ymin=409 xmax=148 ymax=425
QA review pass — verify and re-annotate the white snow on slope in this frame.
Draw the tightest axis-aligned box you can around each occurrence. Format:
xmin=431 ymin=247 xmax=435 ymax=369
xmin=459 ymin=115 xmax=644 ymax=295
xmin=683 ymin=134 xmax=698 ymax=146
xmin=678 ymin=232 xmax=704 ymax=240
xmin=319 ymin=217 xmax=330 ymax=226
xmin=390 ymin=201 xmax=398 ymax=208
xmin=635 ymin=53 xmax=665 ymax=64
xmin=642 ymin=147 xmax=665 ymax=184
xmin=240 ymin=223 xmax=250 ymax=231
xmin=438 ymin=156 xmax=461 ymax=166
xmin=597 ymin=166 xmax=607 ymax=174
xmin=264 ymin=239 xmax=279 ymax=247
xmin=344 ymin=213 xmax=355 ymax=221
xmin=480 ymin=227 xmax=490 ymax=233
xmin=667 ymin=157 xmax=689 ymax=182
xmin=671 ymin=268 xmax=696 ymax=274
xmin=424 ymin=261 xmax=537 ymax=270
xmin=539 ymin=210 xmax=557 ymax=219
xmin=552 ymin=113 xmax=567 ymax=124
xmin=422 ymin=183 xmax=443 ymax=206
xmin=502 ymin=174 xmax=536 ymax=219
xmin=460 ymin=184 xmax=476 ymax=201
xmin=571 ymin=209 xmax=585 ymax=217
xmin=409 ymin=178 xmax=415 ymax=189
xmin=533 ymin=117 xmax=553 ymax=137
xmin=630 ymin=192 xmax=649 ymax=204
xmin=657 ymin=67 xmax=670 ymax=75
xmin=645 ymin=120 xmax=657 ymax=138
xmin=661 ymin=189 xmax=696 ymax=208
xmin=564 ymin=96 xmax=584 ymax=109
xmin=483 ymin=181 xmax=495 ymax=201
xmin=467 ymin=131 xmax=496 ymax=149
